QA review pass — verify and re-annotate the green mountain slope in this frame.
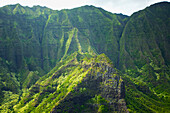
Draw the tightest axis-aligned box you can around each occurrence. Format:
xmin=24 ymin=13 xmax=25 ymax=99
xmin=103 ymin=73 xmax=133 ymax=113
xmin=0 ymin=2 xmax=169 ymax=113
xmin=13 ymin=53 xmax=128 ymax=113
xmin=120 ymin=2 xmax=170 ymax=70
xmin=119 ymin=2 xmax=170 ymax=112
xmin=0 ymin=4 xmax=127 ymax=73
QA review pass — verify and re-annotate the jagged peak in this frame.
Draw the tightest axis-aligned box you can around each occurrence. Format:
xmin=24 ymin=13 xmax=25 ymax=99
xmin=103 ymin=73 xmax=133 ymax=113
xmin=12 ymin=3 xmax=25 ymax=15
xmin=12 ymin=3 xmax=21 ymax=7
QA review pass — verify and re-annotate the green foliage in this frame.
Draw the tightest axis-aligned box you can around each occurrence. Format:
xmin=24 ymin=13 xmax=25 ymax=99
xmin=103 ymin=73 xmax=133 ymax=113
xmin=122 ymin=64 xmax=170 ymax=113
xmin=118 ymin=3 xmax=170 ymax=112
xmin=98 ymin=105 xmax=109 ymax=113
xmin=0 ymin=91 xmax=19 ymax=113
xmin=11 ymin=53 xmax=123 ymax=112
xmin=0 ymin=2 xmax=169 ymax=113
xmin=89 ymin=95 xmax=110 ymax=113
xmin=91 ymin=95 xmax=108 ymax=104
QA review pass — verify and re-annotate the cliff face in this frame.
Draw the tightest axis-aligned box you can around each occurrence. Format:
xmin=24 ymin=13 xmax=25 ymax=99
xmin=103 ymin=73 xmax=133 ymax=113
xmin=0 ymin=2 xmax=170 ymax=113
xmin=120 ymin=2 xmax=170 ymax=70
xmin=0 ymin=4 xmax=127 ymax=73
xmin=0 ymin=3 xmax=169 ymax=73
xmin=119 ymin=2 xmax=170 ymax=112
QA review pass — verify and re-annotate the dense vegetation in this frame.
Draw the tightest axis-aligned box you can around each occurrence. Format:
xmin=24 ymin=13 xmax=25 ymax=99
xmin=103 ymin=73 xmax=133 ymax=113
xmin=12 ymin=53 xmax=128 ymax=113
xmin=0 ymin=2 xmax=169 ymax=113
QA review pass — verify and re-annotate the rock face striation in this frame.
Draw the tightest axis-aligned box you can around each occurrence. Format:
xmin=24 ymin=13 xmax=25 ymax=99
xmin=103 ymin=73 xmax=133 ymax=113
xmin=0 ymin=4 xmax=127 ymax=73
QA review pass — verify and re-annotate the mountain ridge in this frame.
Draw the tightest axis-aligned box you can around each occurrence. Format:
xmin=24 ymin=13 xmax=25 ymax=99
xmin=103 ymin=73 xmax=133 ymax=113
xmin=0 ymin=2 xmax=169 ymax=112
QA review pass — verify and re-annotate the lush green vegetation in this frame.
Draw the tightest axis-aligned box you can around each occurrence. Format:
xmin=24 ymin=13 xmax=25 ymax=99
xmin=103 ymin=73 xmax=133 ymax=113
xmin=0 ymin=2 xmax=169 ymax=113
xmin=122 ymin=63 xmax=170 ymax=112
xmin=118 ymin=2 xmax=170 ymax=112
xmin=9 ymin=53 xmax=126 ymax=112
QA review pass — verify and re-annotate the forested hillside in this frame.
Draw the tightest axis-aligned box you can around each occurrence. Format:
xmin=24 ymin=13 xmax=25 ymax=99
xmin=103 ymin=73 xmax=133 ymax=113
xmin=0 ymin=2 xmax=169 ymax=113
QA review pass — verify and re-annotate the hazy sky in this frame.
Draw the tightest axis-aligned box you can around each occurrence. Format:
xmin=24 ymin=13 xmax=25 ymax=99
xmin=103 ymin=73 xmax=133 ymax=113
xmin=0 ymin=0 xmax=169 ymax=15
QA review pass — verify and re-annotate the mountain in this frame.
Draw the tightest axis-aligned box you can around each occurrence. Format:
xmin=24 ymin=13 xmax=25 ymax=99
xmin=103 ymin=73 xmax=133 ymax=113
xmin=0 ymin=4 xmax=127 ymax=72
xmin=0 ymin=2 xmax=169 ymax=113
xmin=120 ymin=2 xmax=170 ymax=70
xmin=13 ymin=53 xmax=128 ymax=113
xmin=119 ymin=2 xmax=170 ymax=112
